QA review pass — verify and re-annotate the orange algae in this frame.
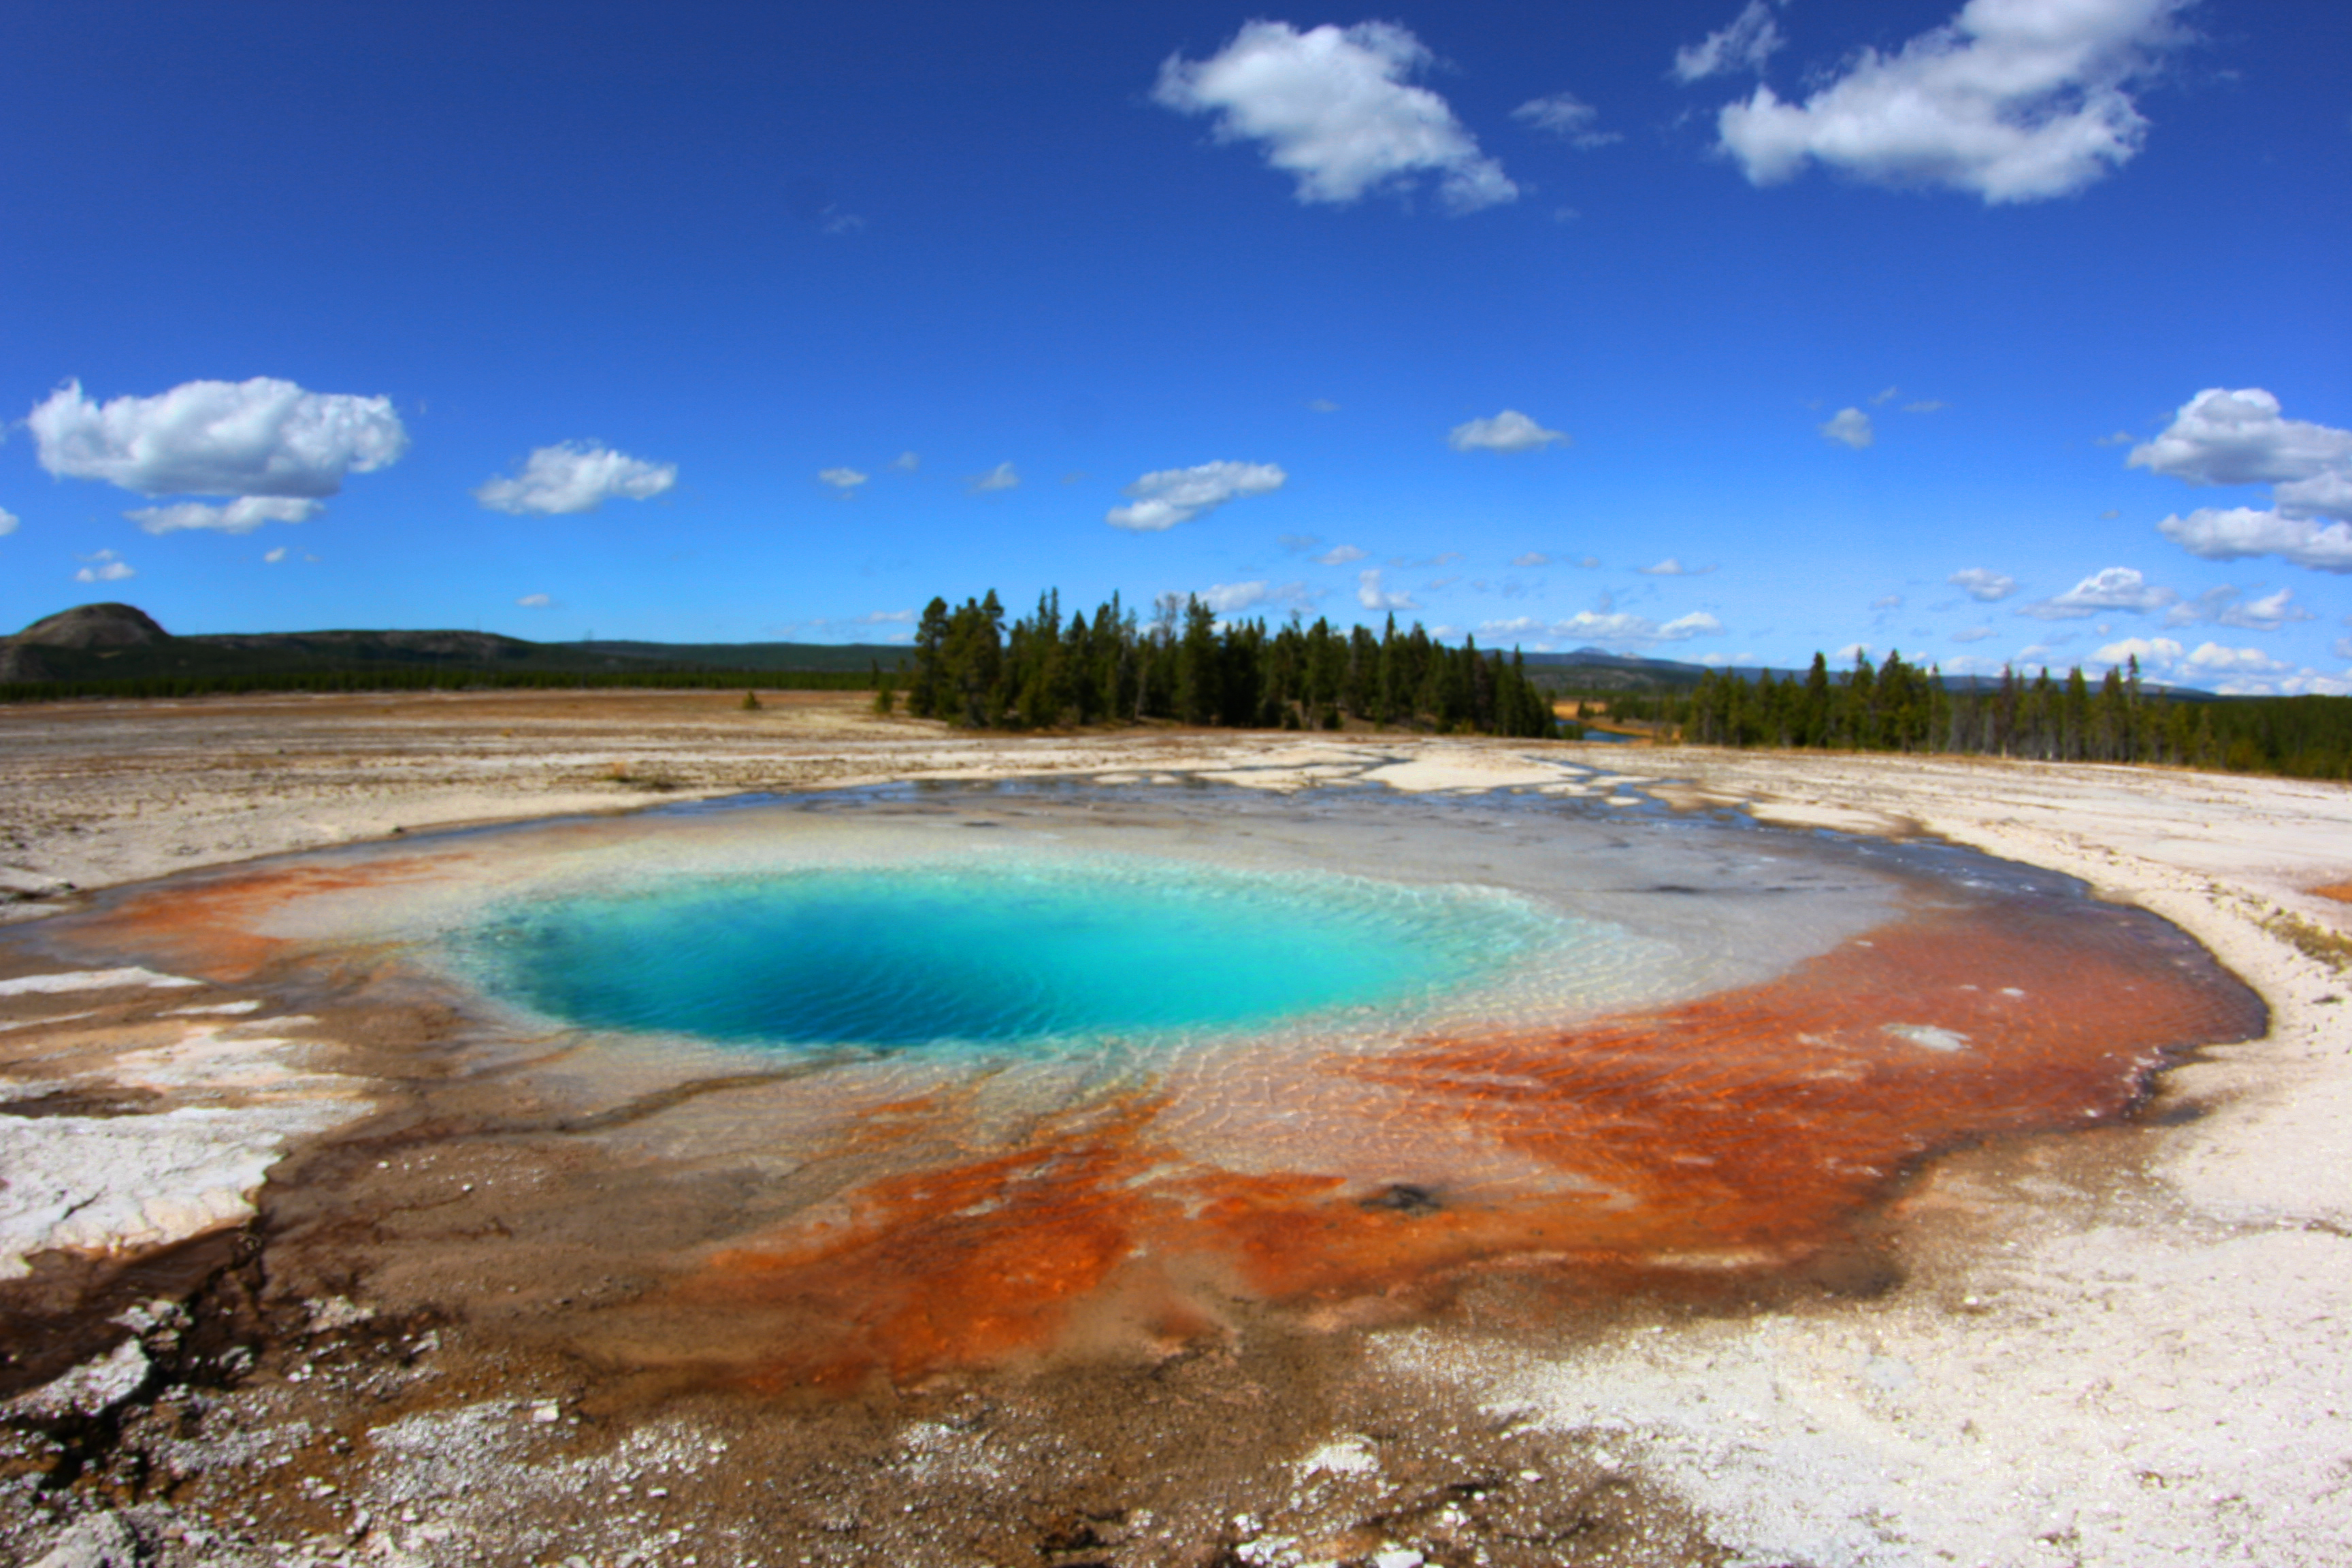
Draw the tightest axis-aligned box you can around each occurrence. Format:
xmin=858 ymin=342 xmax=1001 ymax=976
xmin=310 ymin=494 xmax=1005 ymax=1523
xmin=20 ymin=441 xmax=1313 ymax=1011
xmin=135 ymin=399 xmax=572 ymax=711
xmin=93 ymin=853 xmax=475 ymax=981
xmin=673 ymin=896 xmax=2262 ymax=1388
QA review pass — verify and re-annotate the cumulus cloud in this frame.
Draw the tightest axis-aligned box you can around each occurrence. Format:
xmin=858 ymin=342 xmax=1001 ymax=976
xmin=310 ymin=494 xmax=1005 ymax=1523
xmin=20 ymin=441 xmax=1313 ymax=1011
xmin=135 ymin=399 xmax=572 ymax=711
xmin=1152 ymin=21 xmax=1518 ymax=213
xmin=1949 ymin=567 xmax=2019 ymax=602
xmin=28 ymin=377 xmax=408 ymax=499
xmin=1316 ymin=544 xmax=1367 ymax=566
xmin=1673 ymin=0 xmax=1785 ymax=82
xmin=0 ymin=506 xmax=16 ymax=538
xmin=1356 ymin=568 xmax=1416 ymax=611
xmin=2164 ymin=585 xmax=2315 ymax=631
xmin=1819 ymin=407 xmax=1874 ymax=449
xmin=1711 ymin=0 xmax=2191 ymax=203
xmin=1548 ymin=609 xmax=1723 ymax=646
xmin=1512 ymin=92 xmax=1621 ymax=148
xmin=127 ymin=496 xmax=324 ymax=536
xmin=1952 ymin=625 xmax=1995 ymax=642
xmin=2130 ymin=388 xmax=2352 ymax=572
xmin=2157 ymin=508 xmax=2352 ymax=573
xmin=263 ymin=546 xmax=287 ymax=564
xmin=1639 ymin=557 xmax=1712 ymax=576
xmin=890 ymin=451 xmax=921 ymax=472
xmin=2184 ymin=641 xmax=2289 ymax=674
xmin=965 ymin=461 xmax=1021 ymax=495
xmin=1511 ymin=551 xmax=1550 ymax=568
xmin=2017 ymin=566 xmax=2176 ymax=619
xmin=1448 ymin=410 xmax=1568 ymax=454
xmin=75 ymin=549 xmax=133 ymax=584
xmin=475 ymin=442 xmax=678 ymax=516
xmin=2131 ymin=388 xmax=2352 ymax=503
xmin=1201 ymin=580 xmax=1316 ymax=617
xmin=818 ymin=467 xmax=868 ymax=492
xmin=517 ymin=593 xmax=553 ymax=608
xmin=1106 ymin=460 xmax=1286 ymax=532
xmin=2094 ymin=635 xmax=2183 ymax=666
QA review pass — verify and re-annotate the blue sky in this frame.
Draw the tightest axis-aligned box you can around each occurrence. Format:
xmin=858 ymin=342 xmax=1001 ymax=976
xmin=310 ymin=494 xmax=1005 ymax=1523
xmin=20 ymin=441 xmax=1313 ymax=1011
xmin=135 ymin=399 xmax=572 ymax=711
xmin=3 ymin=0 xmax=2348 ymax=692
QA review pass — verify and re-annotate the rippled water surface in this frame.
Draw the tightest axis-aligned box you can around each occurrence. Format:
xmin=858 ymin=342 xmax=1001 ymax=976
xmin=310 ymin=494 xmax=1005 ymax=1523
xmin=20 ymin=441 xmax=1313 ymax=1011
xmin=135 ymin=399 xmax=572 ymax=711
xmin=461 ymin=860 xmax=1572 ymax=1050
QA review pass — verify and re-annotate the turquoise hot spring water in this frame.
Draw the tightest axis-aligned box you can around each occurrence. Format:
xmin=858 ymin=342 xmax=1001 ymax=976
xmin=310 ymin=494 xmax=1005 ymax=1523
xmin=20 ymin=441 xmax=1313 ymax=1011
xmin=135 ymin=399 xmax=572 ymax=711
xmin=459 ymin=859 xmax=1569 ymax=1051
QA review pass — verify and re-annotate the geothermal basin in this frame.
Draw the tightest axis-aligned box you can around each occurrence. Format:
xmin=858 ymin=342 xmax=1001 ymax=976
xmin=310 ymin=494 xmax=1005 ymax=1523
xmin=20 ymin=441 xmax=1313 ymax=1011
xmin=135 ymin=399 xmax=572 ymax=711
xmin=4 ymin=776 xmax=2263 ymax=1403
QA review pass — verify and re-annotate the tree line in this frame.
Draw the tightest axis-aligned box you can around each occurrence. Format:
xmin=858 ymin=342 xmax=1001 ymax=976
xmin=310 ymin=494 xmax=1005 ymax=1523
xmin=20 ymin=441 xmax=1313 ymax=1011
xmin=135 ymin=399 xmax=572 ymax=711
xmin=1613 ymin=649 xmax=2352 ymax=781
xmin=898 ymin=589 xmax=1559 ymax=738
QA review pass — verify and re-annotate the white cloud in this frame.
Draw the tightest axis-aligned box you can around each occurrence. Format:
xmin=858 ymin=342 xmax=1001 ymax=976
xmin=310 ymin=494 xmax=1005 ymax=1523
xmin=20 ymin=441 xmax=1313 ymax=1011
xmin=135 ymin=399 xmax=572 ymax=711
xmin=1872 ymin=593 xmax=1904 ymax=610
xmin=818 ymin=467 xmax=868 ymax=492
xmin=1906 ymin=399 xmax=1948 ymax=414
xmin=1356 ymin=568 xmax=1417 ymax=611
xmin=1639 ymin=557 xmax=1712 ymax=576
xmin=2095 ymin=429 xmax=2136 ymax=446
xmin=1279 ymin=533 xmax=1322 ymax=553
xmin=1819 ymin=407 xmax=1874 ymax=449
xmin=75 ymin=549 xmax=134 ymax=584
xmin=1871 ymin=385 xmax=1901 ymax=406
xmin=1673 ymin=1 xmax=1785 ymax=82
xmin=1316 ymin=544 xmax=1367 ymax=566
xmin=1448 ymin=409 xmax=1568 ymax=454
xmin=2185 ymin=641 xmax=2289 ymax=674
xmin=1202 ymin=580 xmax=1315 ymax=616
xmin=2164 ymin=585 xmax=2315 ymax=631
xmin=1152 ymin=21 xmax=1518 ymax=213
xmin=1949 ymin=567 xmax=2019 ymax=602
xmin=2131 ymin=388 xmax=2352 ymax=572
xmin=1575 ymin=555 xmax=1601 ymax=568
xmin=2093 ymin=635 xmax=2183 ymax=666
xmin=0 ymin=506 xmax=16 ymax=538
xmin=891 ymin=451 xmax=921 ymax=472
xmin=263 ymin=546 xmax=287 ymax=564
xmin=517 ymin=593 xmax=553 ymax=608
xmin=1835 ymin=642 xmax=1873 ymax=662
xmin=2157 ymin=507 xmax=2352 ymax=573
xmin=2018 ymin=565 xmax=2176 ymax=619
xmin=1549 ymin=608 xmax=1723 ymax=646
xmin=1307 ymin=398 xmax=1340 ymax=413
xmin=2130 ymin=388 xmax=2352 ymax=508
xmin=966 ymin=461 xmax=1021 ymax=495
xmin=1952 ymin=625 xmax=1995 ymax=642
xmin=28 ymin=376 xmax=408 ymax=498
xmin=126 ymin=496 xmax=324 ymax=536
xmin=1511 ymin=551 xmax=1550 ymax=568
xmin=475 ymin=442 xmax=678 ymax=516
xmin=855 ymin=609 xmax=916 ymax=625
xmin=1712 ymin=0 xmax=2191 ymax=203
xmin=1107 ymin=460 xmax=1286 ymax=532
xmin=1512 ymin=92 xmax=1622 ymax=148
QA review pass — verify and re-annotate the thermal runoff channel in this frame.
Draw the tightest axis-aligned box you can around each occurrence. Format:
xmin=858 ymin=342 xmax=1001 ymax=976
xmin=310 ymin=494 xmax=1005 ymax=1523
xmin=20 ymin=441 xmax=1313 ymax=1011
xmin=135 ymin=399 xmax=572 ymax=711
xmin=464 ymin=860 xmax=1567 ymax=1051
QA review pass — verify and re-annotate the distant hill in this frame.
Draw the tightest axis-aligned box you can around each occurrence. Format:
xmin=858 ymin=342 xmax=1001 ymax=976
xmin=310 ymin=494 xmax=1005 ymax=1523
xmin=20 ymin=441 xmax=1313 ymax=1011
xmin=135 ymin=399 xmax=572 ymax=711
xmin=0 ymin=604 xmax=913 ymax=689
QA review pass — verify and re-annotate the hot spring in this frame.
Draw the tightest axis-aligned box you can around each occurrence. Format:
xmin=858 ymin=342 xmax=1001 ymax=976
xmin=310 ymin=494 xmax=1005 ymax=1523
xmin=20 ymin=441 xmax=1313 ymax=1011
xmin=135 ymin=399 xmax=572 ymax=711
xmin=455 ymin=860 xmax=1576 ymax=1052
xmin=39 ymin=774 xmax=2266 ymax=1390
